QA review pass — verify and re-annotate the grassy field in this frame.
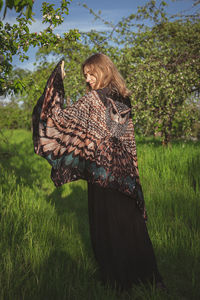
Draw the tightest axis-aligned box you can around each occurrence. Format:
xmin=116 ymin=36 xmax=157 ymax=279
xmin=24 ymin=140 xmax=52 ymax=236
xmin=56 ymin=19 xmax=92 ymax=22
xmin=0 ymin=129 xmax=200 ymax=300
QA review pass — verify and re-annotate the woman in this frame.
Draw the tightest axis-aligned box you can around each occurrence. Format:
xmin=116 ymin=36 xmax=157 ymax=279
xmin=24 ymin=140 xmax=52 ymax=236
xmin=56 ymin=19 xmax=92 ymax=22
xmin=32 ymin=53 xmax=164 ymax=291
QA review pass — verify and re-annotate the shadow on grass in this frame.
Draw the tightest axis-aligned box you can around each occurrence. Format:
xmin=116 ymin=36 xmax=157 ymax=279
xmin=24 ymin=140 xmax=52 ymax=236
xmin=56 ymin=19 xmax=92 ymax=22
xmin=46 ymin=185 xmax=200 ymax=299
xmin=187 ymin=153 xmax=200 ymax=192
xmin=46 ymin=183 xmax=93 ymax=259
xmin=5 ymin=235 xmax=97 ymax=300
xmin=33 ymin=249 xmax=92 ymax=300
xmin=155 ymin=248 xmax=200 ymax=300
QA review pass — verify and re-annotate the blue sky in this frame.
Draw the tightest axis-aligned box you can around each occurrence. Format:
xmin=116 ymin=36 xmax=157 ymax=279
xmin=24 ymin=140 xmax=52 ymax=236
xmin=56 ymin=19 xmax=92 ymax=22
xmin=1 ymin=0 xmax=197 ymax=70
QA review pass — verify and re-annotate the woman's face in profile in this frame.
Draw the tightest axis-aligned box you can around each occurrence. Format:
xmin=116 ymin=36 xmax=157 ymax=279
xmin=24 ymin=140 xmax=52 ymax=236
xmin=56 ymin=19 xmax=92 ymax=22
xmin=83 ymin=66 xmax=97 ymax=89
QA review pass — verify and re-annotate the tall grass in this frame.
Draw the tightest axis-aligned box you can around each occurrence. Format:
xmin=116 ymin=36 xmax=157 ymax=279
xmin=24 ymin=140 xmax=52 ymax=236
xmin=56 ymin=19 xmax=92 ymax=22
xmin=0 ymin=130 xmax=199 ymax=300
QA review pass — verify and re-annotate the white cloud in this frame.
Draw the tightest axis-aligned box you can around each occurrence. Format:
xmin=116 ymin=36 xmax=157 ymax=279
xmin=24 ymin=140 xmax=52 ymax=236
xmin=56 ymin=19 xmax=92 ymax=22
xmin=30 ymin=14 xmax=112 ymax=34
xmin=54 ymin=20 xmax=110 ymax=33
xmin=3 ymin=15 xmax=111 ymax=35
xmin=28 ymin=19 xmax=47 ymax=33
xmin=2 ymin=4 xmax=133 ymax=34
xmin=2 ymin=4 xmax=134 ymax=71
xmin=14 ymin=60 xmax=36 ymax=71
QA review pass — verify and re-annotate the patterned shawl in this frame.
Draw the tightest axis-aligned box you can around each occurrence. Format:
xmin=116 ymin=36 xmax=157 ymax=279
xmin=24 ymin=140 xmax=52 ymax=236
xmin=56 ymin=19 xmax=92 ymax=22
xmin=32 ymin=60 xmax=147 ymax=220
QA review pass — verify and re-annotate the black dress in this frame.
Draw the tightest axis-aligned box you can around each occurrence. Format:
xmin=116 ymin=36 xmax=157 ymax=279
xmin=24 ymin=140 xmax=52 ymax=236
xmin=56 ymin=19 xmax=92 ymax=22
xmin=88 ymin=183 xmax=162 ymax=290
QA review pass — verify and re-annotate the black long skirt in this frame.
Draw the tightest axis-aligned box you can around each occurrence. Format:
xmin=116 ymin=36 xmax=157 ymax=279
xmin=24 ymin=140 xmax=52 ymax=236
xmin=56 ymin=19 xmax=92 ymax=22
xmin=88 ymin=183 xmax=163 ymax=290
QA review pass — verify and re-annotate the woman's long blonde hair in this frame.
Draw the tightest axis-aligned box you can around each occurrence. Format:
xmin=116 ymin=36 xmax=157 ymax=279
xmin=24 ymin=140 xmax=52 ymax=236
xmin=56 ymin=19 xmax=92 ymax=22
xmin=82 ymin=53 xmax=130 ymax=98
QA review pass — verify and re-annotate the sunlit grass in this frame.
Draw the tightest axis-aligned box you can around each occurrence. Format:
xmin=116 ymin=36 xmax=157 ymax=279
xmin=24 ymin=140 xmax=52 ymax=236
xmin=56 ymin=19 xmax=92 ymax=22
xmin=0 ymin=129 xmax=199 ymax=299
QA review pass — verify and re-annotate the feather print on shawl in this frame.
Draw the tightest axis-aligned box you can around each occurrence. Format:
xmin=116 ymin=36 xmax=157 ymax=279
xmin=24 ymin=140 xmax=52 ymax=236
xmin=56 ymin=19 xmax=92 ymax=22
xmin=32 ymin=60 xmax=147 ymax=220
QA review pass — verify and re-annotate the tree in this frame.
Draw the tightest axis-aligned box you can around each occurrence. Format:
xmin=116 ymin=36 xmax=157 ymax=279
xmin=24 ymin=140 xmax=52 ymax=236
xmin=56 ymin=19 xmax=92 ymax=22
xmin=113 ymin=1 xmax=200 ymax=143
xmin=0 ymin=0 xmax=82 ymax=134
xmin=0 ymin=0 xmax=79 ymax=96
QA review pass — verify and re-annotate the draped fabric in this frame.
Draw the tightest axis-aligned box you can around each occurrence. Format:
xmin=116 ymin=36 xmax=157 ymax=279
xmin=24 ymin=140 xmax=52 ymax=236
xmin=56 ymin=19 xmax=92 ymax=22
xmin=32 ymin=60 xmax=164 ymax=290
xmin=32 ymin=60 xmax=147 ymax=220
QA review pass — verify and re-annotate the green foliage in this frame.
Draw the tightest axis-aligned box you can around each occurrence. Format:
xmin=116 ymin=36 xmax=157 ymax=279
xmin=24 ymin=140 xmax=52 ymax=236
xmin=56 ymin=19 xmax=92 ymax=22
xmin=0 ymin=104 xmax=29 ymax=129
xmin=0 ymin=0 xmax=80 ymax=96
xmin=114 ymin=2 xmax=200 ymax=143
xmin=1 ymin=0 xmax=34 ymax=19
xmin=42 ymin=0 xmax=71 ymax=27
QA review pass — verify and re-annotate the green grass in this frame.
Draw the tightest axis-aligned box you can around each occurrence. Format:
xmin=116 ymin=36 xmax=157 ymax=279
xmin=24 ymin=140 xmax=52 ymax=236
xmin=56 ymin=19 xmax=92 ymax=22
xmin=0 ymin=129 xmax=200 ymax=300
